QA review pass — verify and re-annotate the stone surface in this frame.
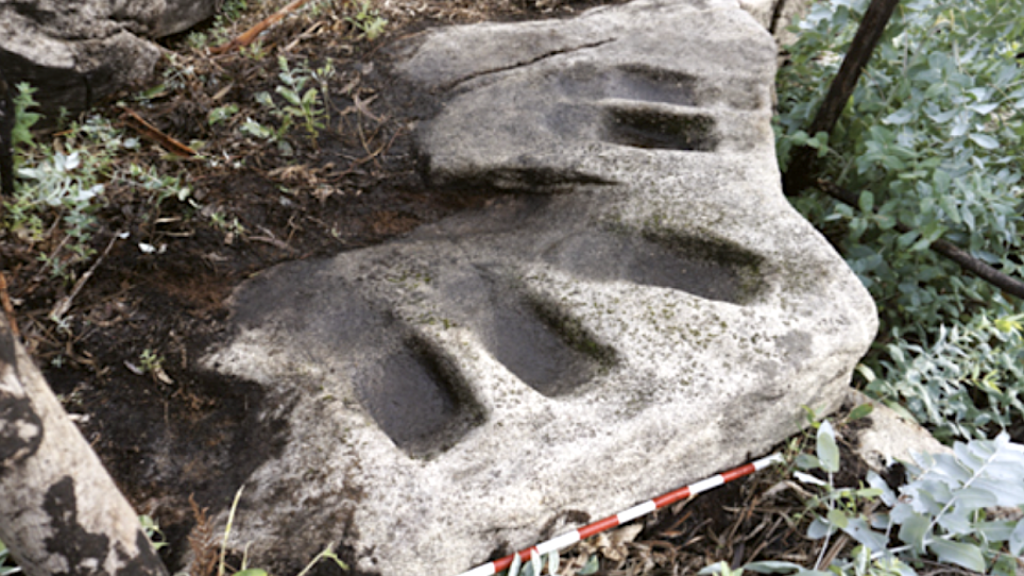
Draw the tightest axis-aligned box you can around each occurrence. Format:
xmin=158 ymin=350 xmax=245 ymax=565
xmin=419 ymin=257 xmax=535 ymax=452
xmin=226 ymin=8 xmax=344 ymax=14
xmin=738 ymin=0 xmax=777 ymax=29
xmin=0 ymin=0 xmax=221 ymax=119
xmin=201 ymin=1 xmax=878 ymax=574
xmin=844 ymin=390 xmax=950 ymax=471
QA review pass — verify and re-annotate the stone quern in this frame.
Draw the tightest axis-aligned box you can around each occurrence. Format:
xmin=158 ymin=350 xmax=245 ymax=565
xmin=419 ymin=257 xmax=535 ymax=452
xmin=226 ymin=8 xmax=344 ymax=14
xmin=202 ymin=0 xmax=878 ymax=574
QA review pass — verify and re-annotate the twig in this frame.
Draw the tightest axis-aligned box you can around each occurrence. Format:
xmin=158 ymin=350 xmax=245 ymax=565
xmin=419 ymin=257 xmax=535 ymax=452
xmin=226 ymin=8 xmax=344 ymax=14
xmin=744 ymin=515 xmax=786 ymax=561
xmin=818 ymin=532 xmax=850 ymax=570
xmin=327 ymin=129 xmax=400 ymax=181
xmin=49 ymin=232 xmax=126 ymax=323
xmin=29 ymin=229 xmax=70 ymax=286
xmin=121 ymin=108 xmax=198 ymax=157
xmin=210 ymin=0 xmax=313 ymax=55
xmin=250 ymin=225 xmax=297 ymax=253
xmin=816 ymin=179 xmax=1024 ymax=300
xmin=282 ymin=20 xmax=326 ymax=53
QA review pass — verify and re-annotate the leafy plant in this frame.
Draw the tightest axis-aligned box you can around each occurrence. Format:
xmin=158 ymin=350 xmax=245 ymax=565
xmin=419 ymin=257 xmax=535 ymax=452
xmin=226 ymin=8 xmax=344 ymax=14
xmin=139 ymin=349 xmax=164 ymax=375
xmin=208 ymin=209 xmax=245 ymax=236
xmin=868 ymin=436 xmax=1024 ymax=574
xmin=13 ymin=151 xmax=103 ymax=250
xmin=776 ymin=0 xmax=1024 ymax=439
xmin=708 ymin=419 xmax=1024 ymax=576
xmin=240 ymin=117 xmax=278 ymax=141
xmin=208 ymin=104 xmax=240 ymax=126
xmin=9 ymin=82 xmax=41 ymax=153
xmin=346 ymin=0 xmax=387 ymax=41
xmin=857 ymin=313 xmax=1024 ymax=442
xmin=254 ymin=56 xmax=335 ymax=141
xmin=3 ymin=96 xmax=168 ymax=281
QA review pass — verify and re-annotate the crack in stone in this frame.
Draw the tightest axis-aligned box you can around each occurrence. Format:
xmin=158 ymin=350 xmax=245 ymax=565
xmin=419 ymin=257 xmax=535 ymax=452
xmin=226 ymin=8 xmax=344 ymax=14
xmin=442 ymin=37 xmax=617 ymax=91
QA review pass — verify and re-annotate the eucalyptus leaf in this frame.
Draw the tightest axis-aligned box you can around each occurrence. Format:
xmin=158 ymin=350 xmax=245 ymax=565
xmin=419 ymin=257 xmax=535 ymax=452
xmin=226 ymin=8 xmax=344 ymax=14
xmin=547 ymin=551 xmax=559 ymax=575
xmin=841 ymin=516 xmax=888 ymax=552
xmin=794 ymin=471 xmax=827 ymax=486
xmin=897 ymin=512 xmax=930 ymax=555
xmin=967 ymin=102 xmax=999 ymax=115
xmin=827 ymin=508 xmax=849 ymax=529
xmin=794 ymin=453 xmax=821 ymax=471
xmin=1010 ymin=518 xmax=1024 ymax=556
xmin=975 ymin=520 xmax=1015 ymax=543
xmin=928 ymin=539 xmax=985 ymax=572
xmin=969 ymin=133 xmax=1000 ymax=149
xmin=859 ymin=191 xmax=874 ymax=213
xmin=949 ymin=487 xmax=998 ymax=509
xmin=742 ymin=560 xmax=805 ymax=574
xmin=807 ymin=517 xmax=832 ymax=540
xmin=866 ymin=470 xmax=897 ymax=506
xmin=883 ymin=109 xmax=914 ymax=125
xmin=847 ymin=403 xmax=873 ymax=422
xmin=529 ymin=551 xmax=541 ymax=576
xmin=509 ymin=552 xmax=522 ymax=576
xmin=816 ymin=421 xmax=840 ymax=474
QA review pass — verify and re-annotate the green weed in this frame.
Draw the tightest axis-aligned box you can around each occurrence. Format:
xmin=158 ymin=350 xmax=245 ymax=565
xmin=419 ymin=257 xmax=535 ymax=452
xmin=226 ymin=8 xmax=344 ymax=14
xmin=252 ymin=56 xmax=335 ymax=144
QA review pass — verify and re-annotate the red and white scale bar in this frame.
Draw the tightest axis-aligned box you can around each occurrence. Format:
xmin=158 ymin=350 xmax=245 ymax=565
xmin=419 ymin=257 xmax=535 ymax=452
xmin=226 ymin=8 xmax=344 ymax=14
xmin=455 ymin=453 xmax=784 ymax=576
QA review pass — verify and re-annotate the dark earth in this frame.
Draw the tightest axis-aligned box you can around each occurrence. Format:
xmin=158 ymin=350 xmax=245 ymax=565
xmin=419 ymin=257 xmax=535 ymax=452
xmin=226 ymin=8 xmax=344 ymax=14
xmin=0 ymin=1 xmax=902 ymax=574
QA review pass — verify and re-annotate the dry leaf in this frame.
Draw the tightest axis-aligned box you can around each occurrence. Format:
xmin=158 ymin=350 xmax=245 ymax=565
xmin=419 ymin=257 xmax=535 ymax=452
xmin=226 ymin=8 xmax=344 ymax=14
xmin=354 ymin=93 xmax=382 ymax=122
xmin=609 ymin=523 xmax=644 ymax=547
xmin=153 ymin=364 xmax=174 ymax=385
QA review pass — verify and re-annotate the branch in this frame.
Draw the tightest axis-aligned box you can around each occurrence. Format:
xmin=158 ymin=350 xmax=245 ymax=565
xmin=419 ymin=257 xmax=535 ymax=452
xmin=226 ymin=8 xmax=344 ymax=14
xmin=209 ymin=0 xmax=313 ymax=55
xmin=121 ymin=108 xmax=198 ymax=157
xmin=815 ymin=179 xmax=1024 ymax=300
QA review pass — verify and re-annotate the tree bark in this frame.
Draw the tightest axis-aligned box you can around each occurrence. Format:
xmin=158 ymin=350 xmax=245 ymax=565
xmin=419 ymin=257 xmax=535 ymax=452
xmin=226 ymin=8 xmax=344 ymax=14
xmin=0 ymin=318 xmax=169 ymax=576
xmin=815 ymin=179 xmax=1024 ymax=300
xmin=783 ymin=0 xmax=900 ymax=194
xmin=0 ymin=65 xmax=15 ymax=205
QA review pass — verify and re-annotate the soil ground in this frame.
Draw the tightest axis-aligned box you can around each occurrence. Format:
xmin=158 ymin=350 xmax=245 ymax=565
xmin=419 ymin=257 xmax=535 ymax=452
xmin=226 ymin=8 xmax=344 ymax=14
xmin=0 ymin=1 xmax=949 ymax=575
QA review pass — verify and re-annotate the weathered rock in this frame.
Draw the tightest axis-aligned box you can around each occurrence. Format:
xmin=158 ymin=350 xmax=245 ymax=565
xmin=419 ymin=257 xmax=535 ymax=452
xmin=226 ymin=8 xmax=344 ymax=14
xmin=844 ymin=390 xmax=950 ymax=471
xmin=0 ymin=0 xmax=221 ymax=119
xmin=202 ymin=0 xmax=878 ymax=574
